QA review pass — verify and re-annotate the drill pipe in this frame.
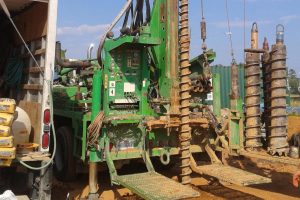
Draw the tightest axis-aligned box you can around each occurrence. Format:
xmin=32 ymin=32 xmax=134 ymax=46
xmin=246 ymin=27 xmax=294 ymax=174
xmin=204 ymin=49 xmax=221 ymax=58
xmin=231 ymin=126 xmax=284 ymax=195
xmin=230 ymin=61 xmax=239 ymax=99
xmin=268 ymin=25 xmax=289 ymax=156
xmin=245 ymin=23 xmax=263 ymax=150
xmin=179 ymin=0 xmax=192 ymax=185
xmin=262 ymin=37 xmax=271 ymax=146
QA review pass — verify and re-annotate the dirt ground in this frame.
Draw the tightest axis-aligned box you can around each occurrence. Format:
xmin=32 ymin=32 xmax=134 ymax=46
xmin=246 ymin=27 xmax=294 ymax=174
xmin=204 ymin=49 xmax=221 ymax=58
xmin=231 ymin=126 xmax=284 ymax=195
xmin=288 ymin=115 xmax=300 ymax=140
xmin=52 ymin=155 xmax=300 ymax=200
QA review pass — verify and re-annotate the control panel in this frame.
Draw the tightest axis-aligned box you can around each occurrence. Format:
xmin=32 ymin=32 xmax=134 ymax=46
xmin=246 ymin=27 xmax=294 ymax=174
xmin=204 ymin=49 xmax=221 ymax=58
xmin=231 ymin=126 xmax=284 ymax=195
xmin=105 ymin=47 xmax=145 ymax=115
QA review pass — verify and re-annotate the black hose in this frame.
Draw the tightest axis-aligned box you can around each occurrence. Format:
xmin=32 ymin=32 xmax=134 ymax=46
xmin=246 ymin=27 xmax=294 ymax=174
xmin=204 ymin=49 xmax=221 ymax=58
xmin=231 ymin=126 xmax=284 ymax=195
xmin=97 ymin=0 xmax=134 ymax=66
xmin=132 ymin=0 xmax=140 ymax=30
xmin=139 ymin=0 xmax=144 ymax=26
xmin=145 ymin=0 xmax=151 ymax=23
xmin=122 ymin=6 xmax=131 ymax=31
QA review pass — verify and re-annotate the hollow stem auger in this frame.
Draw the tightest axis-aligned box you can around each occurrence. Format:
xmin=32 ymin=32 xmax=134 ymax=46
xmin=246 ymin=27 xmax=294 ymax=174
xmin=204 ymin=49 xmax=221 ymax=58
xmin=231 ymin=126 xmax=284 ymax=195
xmin=244 ymin=23 xmax=263 ymax=150
xmin=179 ymin=0 xmax=192 ymax=185
xmin=268 ymin=25 xmax=289 ymax=156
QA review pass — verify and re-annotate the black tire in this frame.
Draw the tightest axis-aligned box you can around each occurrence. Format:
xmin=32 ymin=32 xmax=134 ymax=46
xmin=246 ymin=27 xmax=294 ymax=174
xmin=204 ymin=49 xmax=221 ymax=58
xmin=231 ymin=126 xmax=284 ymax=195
xmin=54 ymin=126 xmax=76 ymax=181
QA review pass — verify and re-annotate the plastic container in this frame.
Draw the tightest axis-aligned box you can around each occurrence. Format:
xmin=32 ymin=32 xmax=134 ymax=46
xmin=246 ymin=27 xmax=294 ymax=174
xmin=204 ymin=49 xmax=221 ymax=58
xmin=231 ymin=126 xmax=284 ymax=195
xmin=12 ymin=107 xmax=31 ymax=145
xmin=0 ymin=113 xmax=14 ymax=126
xmin=0 ymin=136 xmax=14 ymax=147
xmin=0 ymin=98 xmax=16 ymax=114
xmin=0 ymin=125 xmax=11 ymax=137
xmin=0 ymin=147 xmax=16 ymax=159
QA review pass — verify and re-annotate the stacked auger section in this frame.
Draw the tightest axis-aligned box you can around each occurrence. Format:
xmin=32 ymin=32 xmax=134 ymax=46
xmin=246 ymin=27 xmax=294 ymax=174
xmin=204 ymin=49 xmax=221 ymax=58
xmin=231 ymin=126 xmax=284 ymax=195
xmin=262 ymin=37 xmax=271 ymax=147
xmin=231 ymin=61 xmax=239 ymax=100
xmin=268 ymin=25 xmax=289 ymax=156
xmin=245 ymin=23 xmax=263 ymax=150
xmin=179 ymin=0 xmax=192 ymax=185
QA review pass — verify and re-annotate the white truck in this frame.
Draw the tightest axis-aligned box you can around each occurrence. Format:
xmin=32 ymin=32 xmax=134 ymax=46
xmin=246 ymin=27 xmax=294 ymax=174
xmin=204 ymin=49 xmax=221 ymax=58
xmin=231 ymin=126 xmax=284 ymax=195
xmin=0 ymin=0 xmax=57 ymax=199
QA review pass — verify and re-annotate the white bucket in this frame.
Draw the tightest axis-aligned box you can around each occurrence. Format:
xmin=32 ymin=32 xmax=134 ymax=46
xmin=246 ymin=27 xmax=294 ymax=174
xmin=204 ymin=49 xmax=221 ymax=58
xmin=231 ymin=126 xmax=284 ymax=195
xmin=12 ymin=107 xmax=31 ymax=145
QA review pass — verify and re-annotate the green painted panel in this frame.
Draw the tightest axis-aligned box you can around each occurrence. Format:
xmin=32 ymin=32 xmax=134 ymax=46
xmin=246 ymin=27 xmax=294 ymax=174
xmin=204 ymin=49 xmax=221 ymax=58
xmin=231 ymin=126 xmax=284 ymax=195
xmin=211 ymin=65 xmax=245 ymax=109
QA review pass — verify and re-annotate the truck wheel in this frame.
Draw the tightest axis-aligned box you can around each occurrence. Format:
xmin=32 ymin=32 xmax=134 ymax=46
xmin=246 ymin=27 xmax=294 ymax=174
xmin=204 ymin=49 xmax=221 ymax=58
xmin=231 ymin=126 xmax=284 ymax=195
xmin=54 ymin=126 xmax=76 ymax=181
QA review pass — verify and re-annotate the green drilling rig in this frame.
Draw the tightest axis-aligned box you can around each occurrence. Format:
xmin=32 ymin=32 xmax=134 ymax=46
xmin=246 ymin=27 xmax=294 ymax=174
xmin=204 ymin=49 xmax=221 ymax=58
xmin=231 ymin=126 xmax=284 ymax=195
xmin=52 ymin=0 xmax=271 ymax=199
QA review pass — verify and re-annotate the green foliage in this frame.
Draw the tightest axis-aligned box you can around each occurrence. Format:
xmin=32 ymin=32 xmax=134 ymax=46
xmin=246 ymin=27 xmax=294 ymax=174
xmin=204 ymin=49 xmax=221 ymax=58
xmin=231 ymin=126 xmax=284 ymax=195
xmin=288 ymin=68 xmax=300 ymax=94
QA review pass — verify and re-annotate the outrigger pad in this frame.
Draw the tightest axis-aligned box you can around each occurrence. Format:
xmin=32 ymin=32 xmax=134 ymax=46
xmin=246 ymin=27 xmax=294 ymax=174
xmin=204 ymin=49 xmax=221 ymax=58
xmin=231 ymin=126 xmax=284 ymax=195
xmin=196 ymin=164 xmax=271 ymax=186
xmin=116 ymin=172 xmax=200 ymax=200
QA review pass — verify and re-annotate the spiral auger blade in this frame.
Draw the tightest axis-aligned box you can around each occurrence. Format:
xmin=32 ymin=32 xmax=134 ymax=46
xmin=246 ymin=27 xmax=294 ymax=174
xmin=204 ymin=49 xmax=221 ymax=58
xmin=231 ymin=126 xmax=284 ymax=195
xmin=268 ymin=24 xmax=289 ymax=156
xmin=179 ymin=0 xmax=192 ymax=185
xmin=245 ymin=23 xmax=263 ymax=150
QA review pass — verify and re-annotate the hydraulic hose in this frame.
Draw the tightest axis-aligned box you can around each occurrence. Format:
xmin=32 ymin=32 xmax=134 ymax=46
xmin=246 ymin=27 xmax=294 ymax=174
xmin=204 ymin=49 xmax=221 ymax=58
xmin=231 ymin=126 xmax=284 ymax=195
xmin=97 ymin=0 xmax=133 ymax=66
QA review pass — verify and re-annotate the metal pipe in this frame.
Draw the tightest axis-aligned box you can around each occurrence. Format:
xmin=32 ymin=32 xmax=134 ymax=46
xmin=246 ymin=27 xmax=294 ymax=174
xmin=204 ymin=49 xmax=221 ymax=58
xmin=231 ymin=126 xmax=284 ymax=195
xmin=89 ymin=162 xmax=98 ymax=196
xmin=179 ymin=0 xmax=192 ymax=185
xmin=230 ymin=60 xmax=239 ymax=100
xmin=244 ymin=23 xmax=262 ymax=150
xmin=251 ymin=22 xmax=258 ymax=49
xmin=55 ymin=42 xmax=91 ymax=68
xmin=91 ymin=70 xmax=102 ymax=120
xmin=213 ymin=74 xmax=221 ymax=117
xmin=244 ymin=49 xmax=265 ymax=53
xmin=268 ymin=25 xmax=289 ymax=156
xmin=87 ymin=43 xmax=94 ymax=60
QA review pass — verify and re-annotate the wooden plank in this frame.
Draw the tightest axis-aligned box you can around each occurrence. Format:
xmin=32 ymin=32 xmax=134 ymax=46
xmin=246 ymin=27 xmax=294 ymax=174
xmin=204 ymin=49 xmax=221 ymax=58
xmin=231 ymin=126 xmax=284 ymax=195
xmin=16 ymin=195 xmax=30 ymax=200
xmin=17 ymin=152 xmax=50 ymax=162
xmin=21 ymin=84 xmax=43 ymax=91
xmin=34 ymin=48 xmax=46 ymax=55
xmin=21 ymin=48 xmax=46 ymax=58
xmin=23 ymin=67 xmax=45 ymax=74
xmin=13 ymin=3 xmax=48 ymax=44
xmin=18 ymin=101 xmax=42 ymax=144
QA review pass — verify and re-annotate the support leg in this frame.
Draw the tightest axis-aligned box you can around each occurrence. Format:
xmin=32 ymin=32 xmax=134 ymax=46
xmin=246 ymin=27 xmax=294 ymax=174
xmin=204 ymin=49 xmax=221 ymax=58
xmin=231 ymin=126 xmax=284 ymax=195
xmin=88 ymin=162 xmax=99 ymax=200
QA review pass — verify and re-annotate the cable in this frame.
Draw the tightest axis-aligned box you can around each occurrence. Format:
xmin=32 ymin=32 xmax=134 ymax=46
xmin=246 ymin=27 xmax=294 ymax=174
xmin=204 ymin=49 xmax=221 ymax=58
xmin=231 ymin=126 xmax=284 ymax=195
xmin=87 ymin=111 xmax=104 ymax=149
xmin=0 ymin=0 xmax=56 ymax=170
xmin=97 ymin=0 xmax=133 ymax=66
xmin=225 ymin=0 xmax=235 ymax=62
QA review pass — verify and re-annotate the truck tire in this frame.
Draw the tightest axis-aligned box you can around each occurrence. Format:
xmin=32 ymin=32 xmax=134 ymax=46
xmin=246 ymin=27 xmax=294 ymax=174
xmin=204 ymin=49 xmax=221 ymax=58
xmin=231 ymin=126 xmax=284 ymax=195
xmin=54 ymin=126 xmax=76 ymax=181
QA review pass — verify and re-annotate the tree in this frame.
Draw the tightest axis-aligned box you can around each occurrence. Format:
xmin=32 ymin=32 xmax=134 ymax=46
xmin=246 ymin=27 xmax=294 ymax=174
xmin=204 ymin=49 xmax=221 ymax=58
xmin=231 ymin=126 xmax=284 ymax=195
xmin=288 ymin=68 xmax=299 ymax=94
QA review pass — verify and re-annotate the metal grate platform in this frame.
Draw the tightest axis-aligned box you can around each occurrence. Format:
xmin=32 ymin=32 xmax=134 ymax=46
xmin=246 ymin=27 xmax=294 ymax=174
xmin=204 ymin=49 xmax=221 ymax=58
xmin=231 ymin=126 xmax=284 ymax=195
xmin=196 ymin=164 xmax=271 ymax=186
xmin=116 ymin=172 xmax=200 ymax=200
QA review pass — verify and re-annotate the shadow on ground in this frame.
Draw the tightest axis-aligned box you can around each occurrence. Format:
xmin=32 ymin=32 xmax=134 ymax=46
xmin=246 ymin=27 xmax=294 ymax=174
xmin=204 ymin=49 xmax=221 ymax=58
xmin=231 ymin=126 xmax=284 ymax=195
xmin=224 ymin=155 xmax=300 ymax=199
